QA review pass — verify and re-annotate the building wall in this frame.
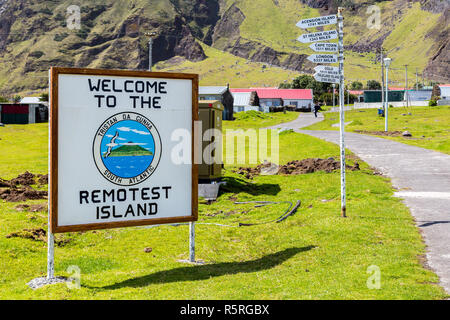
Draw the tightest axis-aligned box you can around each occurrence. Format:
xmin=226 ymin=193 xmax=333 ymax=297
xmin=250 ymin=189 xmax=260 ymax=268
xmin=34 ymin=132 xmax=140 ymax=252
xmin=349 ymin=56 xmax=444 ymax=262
xmin=199 ymin=92 xmax=234 ymax=120
xmin=260 ymin=98 xmax=283 ymax=107
xmin=439 ymin=87 xmax=450 ymax=100
xmin=283 ymin=99 xmax=313 ymax=109
xmin=407 ymin=90 xmax=432 ymax=101
xmin=364 ymin=90 xmax=405 ymax=103
xmin=233 ymin=106 xmax=259 ymax=113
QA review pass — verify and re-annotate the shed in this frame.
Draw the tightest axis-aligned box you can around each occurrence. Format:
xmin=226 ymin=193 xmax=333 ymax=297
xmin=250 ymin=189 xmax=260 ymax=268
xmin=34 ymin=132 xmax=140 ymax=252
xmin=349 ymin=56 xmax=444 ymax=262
xmin=363 ymin=90 xmax=405 ymax=103
xmin=0 ymin=103 xmax=48 ymax=124
xmin=348 ymin=90 xmax=364 ymax=102
xmin=231 ymin=91 xmax=259 ymax=113
xmin=199 ymin=86 xmax=234 ymax=120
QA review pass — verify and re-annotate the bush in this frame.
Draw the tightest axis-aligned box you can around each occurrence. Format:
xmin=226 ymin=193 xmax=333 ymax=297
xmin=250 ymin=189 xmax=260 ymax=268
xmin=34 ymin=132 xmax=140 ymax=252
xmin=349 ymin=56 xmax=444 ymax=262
xmin=429 ymin=99 xmax=438 ymax=107
xmin=29 ymin=51 xmax=44 ymax=59
xmin=54 ymin=33 xmax=69 ymax=42
xmin=235 ymin=110 xmax=271 ymax=120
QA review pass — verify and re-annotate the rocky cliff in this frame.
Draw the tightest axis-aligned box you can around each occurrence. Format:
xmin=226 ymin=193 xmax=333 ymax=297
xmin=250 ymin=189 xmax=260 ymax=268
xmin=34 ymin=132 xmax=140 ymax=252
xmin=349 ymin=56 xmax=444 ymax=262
xmin=0 ymin=0 xmax=448 ymax=95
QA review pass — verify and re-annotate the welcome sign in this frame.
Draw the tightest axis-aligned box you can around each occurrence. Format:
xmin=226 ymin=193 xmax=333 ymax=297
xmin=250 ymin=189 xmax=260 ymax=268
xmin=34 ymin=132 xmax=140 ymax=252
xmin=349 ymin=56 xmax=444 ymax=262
xmin=49 ymin=67 xmax=198 ymax=233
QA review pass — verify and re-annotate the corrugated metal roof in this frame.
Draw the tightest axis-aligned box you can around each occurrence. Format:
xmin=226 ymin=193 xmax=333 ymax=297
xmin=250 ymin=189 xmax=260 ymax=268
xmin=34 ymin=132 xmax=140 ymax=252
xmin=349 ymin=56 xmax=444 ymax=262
xmin=231 ymin=88 xmax=312 ymax=100
xmin=231 ymin=92 xmax=253 ymax=106
xmin=20 ymin=97 xmax=41 ymax=104
xmin=199 ymin=86 xmax=228 ymax=95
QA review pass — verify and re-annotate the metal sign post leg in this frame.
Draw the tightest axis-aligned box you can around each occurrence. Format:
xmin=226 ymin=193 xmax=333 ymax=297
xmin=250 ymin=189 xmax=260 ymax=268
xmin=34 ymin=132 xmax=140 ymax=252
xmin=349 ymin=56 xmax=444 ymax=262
xmin=47 ymin=231 xmax=55 ymax=279
xmin=189 ymin=222 xmax=195 ymax=263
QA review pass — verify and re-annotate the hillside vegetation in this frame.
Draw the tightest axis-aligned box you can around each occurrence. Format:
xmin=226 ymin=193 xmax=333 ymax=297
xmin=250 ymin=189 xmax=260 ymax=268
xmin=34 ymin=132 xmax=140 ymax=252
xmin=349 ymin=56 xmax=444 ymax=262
xmin=0 ymin=0 xmax=448 ymax=96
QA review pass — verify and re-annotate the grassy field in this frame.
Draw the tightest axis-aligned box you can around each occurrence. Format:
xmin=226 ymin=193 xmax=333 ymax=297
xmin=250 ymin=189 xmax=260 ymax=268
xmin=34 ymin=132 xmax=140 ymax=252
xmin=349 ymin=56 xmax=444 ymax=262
xmin=304 ymin=106 xmax=450 ymax=154
xmin=0 ymin=115 xmax=447 ymax=299
xmin=224 ymin=111 xmax=299 ymax=130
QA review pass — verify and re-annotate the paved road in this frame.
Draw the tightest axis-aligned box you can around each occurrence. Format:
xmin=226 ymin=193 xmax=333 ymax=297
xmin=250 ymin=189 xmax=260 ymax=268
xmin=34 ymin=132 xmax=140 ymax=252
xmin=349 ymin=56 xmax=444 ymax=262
xmin=271 ymin=113 xmax=450 ymax=294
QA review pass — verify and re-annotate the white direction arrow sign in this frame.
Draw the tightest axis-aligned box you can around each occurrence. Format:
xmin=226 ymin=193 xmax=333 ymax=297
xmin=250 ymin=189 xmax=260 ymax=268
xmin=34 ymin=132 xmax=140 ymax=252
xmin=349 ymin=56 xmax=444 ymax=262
xmin=314 ymin=73 xmax=340 ymax=84
xmin=296 ymin=15 xmax=337 ymax=29
xmin=314 ymin=65 xmax=339 ymax=76
xmin=307 ymin=54 xmax=338 ymax=64
xmin=297 ymin=30 xmax=338 ymax=43
xmin=310 ymin=42 xmax=338 ymax=52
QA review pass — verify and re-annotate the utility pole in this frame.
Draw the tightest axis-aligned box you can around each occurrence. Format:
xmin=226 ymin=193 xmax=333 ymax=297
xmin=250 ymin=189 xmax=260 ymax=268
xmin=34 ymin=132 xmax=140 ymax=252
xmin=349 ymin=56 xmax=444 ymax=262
xmin=380 ymin=47 xmax=385 ymax=111
xmin=332 ymin=83 xmax=336 ymax=108
xmin=384 ymin=58 xmax=392 ymax=132
xmin=145 ymin=32 xmax=157 ymax=71
xmin=416 ymin=68 xmax=419 ymax=91
xmin=404 ymin=65 xmax=409 ymax=108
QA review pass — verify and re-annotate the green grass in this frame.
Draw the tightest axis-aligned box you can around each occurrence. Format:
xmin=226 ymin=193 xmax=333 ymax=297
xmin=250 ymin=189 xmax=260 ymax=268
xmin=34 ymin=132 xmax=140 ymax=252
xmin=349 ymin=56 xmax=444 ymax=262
xmin=154 ymin=42 xmax=303 ymax=88
xmin=224 ymin=111 xmax=299 ymax=130
xmin=0 ymin=120 xmax=447 ymax=299
xmin=304 ymin=106 xmax=450 ymax=154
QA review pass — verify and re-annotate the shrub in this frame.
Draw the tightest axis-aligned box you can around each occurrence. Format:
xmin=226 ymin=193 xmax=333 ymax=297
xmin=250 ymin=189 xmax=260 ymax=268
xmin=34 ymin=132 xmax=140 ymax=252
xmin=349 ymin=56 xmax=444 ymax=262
xmin=54 ymin=33 xmax=69 ymax=42
xmin=29 ymin=51 xmax=44 ymax=59
xmin=429 ymin=99 xmax=438 ymax=107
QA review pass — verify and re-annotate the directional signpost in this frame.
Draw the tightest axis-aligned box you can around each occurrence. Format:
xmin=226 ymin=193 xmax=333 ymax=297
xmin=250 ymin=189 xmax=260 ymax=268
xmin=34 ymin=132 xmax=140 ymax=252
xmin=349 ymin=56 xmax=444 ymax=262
xmin=310 ymin=42 xmax=338 ymax=53
xmin=314 ymin=73 xmax=339 ymax=84
xmin=297 ymin=30 xmax=338 ymax=43
xmin=296 ymin=8 xmax=347 ymax=217
xmin=308 ymin=54 xmax=338 ymax=64
xmin=296 ymin=14 xmax=337 ymax=28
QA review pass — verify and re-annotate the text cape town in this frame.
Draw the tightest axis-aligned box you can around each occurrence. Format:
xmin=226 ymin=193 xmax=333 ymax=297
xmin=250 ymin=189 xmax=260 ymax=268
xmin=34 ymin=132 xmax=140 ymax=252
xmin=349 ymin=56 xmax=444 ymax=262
xmin=85 ymin=77 xmax=174 ymax=221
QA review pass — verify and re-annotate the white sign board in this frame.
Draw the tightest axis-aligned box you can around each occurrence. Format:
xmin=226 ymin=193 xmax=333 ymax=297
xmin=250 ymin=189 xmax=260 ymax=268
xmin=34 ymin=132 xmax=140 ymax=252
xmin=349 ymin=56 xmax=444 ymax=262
xmin=314 ymin=73 xmax=340 ymax=84
xmin=49 ymin=67 xmax=198 ymax=233
xmin=310 ymin=42 xmax=338 ymax=52
xmin=307 ymin=54 xmax=338 ymax=64
xmin=297 ymin=30 xmax=338 ymax=43
xmin=296 ymin=15 xmax=337 ymax=29
xmin=314 ymin=65 xmax=340 ymax=76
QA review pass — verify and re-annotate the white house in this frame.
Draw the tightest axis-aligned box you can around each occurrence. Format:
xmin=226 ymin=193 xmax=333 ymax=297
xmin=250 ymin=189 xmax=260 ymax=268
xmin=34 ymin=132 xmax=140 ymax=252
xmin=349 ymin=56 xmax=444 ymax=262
xmin=231 ymin=91 xmax=259 ymax=113
xmin=438 ymin=84 xmax=450 ymax=100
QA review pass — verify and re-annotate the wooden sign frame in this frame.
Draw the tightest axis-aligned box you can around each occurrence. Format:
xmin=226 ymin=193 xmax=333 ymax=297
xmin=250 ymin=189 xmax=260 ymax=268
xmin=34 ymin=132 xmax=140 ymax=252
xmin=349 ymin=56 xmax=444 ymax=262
xmin=49 ymin=67 xmax=198 ymax=233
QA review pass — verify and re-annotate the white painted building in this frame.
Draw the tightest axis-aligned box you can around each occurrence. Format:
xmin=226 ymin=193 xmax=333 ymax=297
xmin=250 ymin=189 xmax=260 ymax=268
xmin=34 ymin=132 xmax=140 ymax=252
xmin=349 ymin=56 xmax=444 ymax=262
xmin=231 ymin=92 xmax=259 ymax=113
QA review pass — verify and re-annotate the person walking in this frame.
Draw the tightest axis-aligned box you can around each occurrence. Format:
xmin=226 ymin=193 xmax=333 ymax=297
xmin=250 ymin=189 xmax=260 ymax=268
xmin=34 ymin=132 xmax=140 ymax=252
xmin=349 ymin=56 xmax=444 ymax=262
xmin=313 ymin=102 xmax=321 ymax=118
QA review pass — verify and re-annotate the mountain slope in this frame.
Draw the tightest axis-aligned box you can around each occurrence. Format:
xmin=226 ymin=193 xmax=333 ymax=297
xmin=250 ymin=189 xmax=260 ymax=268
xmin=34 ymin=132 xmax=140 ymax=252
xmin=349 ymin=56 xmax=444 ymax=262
xmin=0 ymin=0 xmax=448 ymax=96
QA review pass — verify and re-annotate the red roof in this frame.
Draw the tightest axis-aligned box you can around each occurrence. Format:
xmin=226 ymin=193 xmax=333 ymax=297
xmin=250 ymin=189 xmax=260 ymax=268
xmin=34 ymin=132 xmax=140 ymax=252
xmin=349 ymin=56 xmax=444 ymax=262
xmin=439 ymin=84 xmax=450 ymax=87
xmin=388 ymin=87 xmax=409 ymax=90
xmin=230 ymin=88 xmax=313 ymax=100
xmin=348 ymin=90 xmax=363 ymax=95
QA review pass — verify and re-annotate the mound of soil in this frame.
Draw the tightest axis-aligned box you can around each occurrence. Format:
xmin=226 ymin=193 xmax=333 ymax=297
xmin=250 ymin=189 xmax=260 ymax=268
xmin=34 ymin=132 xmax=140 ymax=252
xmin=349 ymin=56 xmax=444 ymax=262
xmin=354 ymin=130 xmax=402 ymax=137
xmin=14 ymin=204 xmax=47 ymax=212
xmin=0 ymin=172 xmax=48 ymax=187
xmin=233 ymin=162 xmax=274 ymax=179
xmin=10 ymin=171 xmax=36 ymax=186
xmin=234 ymin=158 xmax=360 ymax=179
xmin=0 ymin=186 xmax=47 ymax=202
xmin=6 ymin=228 xmax=47 ymax=242
xmin=37 ymin=174 xmax=48 ymax=185
xmin=0 ymin=179 xmax=11 ymax=188
xmin=6 ymin=228 xmax=70 ymax=246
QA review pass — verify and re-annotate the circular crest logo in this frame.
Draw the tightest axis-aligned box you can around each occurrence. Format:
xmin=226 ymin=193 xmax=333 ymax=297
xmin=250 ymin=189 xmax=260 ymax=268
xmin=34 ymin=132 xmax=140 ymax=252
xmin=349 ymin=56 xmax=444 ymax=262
xmin=93 ymin=112 xmax=162 ymax=186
